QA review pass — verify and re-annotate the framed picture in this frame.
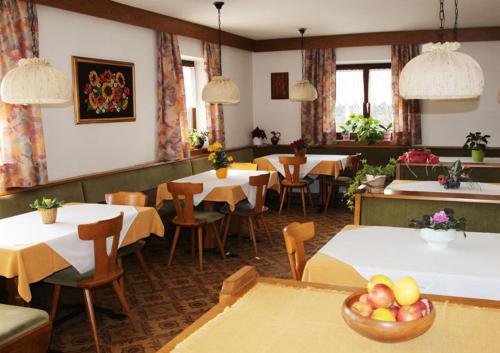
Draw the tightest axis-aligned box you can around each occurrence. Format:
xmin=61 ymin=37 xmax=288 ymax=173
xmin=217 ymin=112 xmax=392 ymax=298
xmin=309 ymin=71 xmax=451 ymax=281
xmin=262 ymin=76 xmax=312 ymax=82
xmin=72 ymin=56 xmax=136 ymax=124
xmin=270 ymin=72 xmax=289 ymax=99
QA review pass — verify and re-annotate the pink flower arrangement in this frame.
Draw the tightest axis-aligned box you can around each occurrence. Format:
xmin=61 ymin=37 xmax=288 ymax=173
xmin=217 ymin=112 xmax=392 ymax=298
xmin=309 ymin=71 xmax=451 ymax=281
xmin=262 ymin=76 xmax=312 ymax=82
xmin=431 ymin=211 xmax=449 ymax=224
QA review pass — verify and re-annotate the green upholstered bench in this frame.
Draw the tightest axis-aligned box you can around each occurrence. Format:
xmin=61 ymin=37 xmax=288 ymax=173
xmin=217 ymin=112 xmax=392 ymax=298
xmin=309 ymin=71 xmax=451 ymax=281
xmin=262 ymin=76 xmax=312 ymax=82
xmin=0 ymin=304 xmax=51 ymax=353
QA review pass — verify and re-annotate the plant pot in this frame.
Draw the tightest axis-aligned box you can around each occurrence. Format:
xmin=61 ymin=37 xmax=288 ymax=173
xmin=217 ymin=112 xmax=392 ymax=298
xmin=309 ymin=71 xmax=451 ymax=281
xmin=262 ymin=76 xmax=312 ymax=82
xmin=39 ymin=208 xmax=58 ymax=224
xmin=194 ymin=137 xmax=205 ymax=149
xmin=444 ymin=180 xmax=461 ymax=189
xmin=294 ymin=148 xmax=306 ymax=157
xmin=383 ymin=131 xmax=392 ymax=141
xmin=341 ymin=132 xmax=350 ymax=141
xmin=420 ymin=228 xmax=457 ymax=250
xmin=471 ymin=149 xmax=485 ymax=162
xmin=252 ymin=137 xmax=263 ymax=146
xmin=270 ymin=136 xmax=280 ymax=145
xmin=215 ymin=167 xmax=228 ymax=179
xmin=365 ymin=175 xmax=386 ymax=193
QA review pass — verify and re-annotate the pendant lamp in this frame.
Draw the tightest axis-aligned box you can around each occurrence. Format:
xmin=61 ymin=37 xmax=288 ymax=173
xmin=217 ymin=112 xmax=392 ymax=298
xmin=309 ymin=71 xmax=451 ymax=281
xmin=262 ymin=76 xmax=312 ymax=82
xmin=202 ymin=1 xmax=240 ymax=104
xmin=0 ymin=1 xmax=71 ymax=105
xmin=399 ymin=0 xmax=484 ymax=100
xmin=290 ymin=28 xmax=317 ymax=102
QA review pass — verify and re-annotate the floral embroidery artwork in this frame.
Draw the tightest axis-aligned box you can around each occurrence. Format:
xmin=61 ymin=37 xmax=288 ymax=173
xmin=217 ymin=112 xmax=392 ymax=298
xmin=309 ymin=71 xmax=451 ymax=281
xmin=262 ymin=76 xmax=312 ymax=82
xmin=84 ymin=69 xmax=130 ymax=115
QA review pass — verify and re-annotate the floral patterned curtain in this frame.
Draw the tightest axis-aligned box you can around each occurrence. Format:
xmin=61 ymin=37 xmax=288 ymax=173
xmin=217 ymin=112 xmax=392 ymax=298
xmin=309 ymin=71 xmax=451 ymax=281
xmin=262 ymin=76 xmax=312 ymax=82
xmin=203 ymin=41 xmax=225 ymax=145
xmin=157 ymin=32 xmax=189 ymax=161
xmin=391 ymin=44 xmax=422 ymax=145
xmin=301 ymin=48 xmax=336 ymax=145
xmin=0 ymin=0 xmax=47 ymax=189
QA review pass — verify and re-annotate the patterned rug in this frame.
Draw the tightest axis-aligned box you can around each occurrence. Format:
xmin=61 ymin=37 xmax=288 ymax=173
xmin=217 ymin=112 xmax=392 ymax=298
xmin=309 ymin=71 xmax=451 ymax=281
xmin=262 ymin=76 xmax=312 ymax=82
xmin=30 ymin=205 xmax=353 ymax=353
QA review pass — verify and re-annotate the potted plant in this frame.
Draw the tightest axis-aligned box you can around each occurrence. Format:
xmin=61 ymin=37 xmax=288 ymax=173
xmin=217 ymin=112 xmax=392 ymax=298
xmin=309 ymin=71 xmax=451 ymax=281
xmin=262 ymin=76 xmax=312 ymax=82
xmin=339 ymin=124 xmax=351 ymax=140
xmin=30 ymin=197 xmax=64 ymax=224
xmin=344 ymin=159 xmax=397 ymax=210
xmin=463 ymin=132 xmax=490 ymax=162
xmin=437 ymin=160 xmax=470 ymax=189
xmin=188 ymin=129 xmax=209 ymax=149
xmin=290 ymin=138 xmax=307 ymax=156
xmin=345 ymin=114 xmax=384 ymax=145
xmin=379 ymin=123 xmax=393 ymax=141
xmin=208 ymin=141 xmax=234 ymax=179
xmin=270 ymin=131 xmax=281 ymax=145
xmin=410 ymin=209 xmax=466 ymax=250
xmin=251 ymin=127 xmax=267 ymax=146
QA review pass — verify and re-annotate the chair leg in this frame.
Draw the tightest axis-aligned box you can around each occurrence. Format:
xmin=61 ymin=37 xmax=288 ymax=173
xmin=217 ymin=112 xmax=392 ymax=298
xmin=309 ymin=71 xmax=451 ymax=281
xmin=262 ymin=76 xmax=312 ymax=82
xmin=111 ymin=280 xmax=136 ymax=329
xmin=83 ymin=289 xmax=101 ymax=353
xmin=248 ymin=216 xmax=258 ymax=256
xmin=287 ymin=187 xmax=292 ymax=210
xmin=324 ymin=183 xmax=333 ymax=213
xmin=300 ymin=187 xmax=307 ymax=218
xmin=278 ymin=186 xmax=287 ymax=215
xmin=211 ymin=223 xmax=226 ymax=259
xmin=260 ymin=214 xmax=273 ymax=246
xmin=134 ymin=250 xmax=155 ymax=291
xmin=167 ymin=226 xmax=181 ymax=267
xmin=190 ymin=228 xmax=195 ymax=258
xmin=197 ymin=227 xmax=204 ymax=271
xmin=49 ymin=284 xmax=61 ymax=321
xmin=117 ymin=257 xmax=125 ymax=291
xmin=222 ymin=213 xmax=232 ymax=247
xmin=306 ymin=184 xmax=315 ymax=208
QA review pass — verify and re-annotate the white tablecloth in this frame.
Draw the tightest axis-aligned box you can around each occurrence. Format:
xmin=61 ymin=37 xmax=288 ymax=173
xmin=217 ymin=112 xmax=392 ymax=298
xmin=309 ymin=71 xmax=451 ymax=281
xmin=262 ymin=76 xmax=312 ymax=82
xmin=320 ymin=226 xmax=500 ymax=300
xmin=259 ymin=154 xmax=349 ymax=179
xmin=385 ymin=181 xmax=500 ymax=196
xmin=439 ymin=157 xmax=500 ymax=164
xmin=0 ymin=204 xmax=138 ymax=273
xmin=170 ymin=169 xmax=273 ymax=207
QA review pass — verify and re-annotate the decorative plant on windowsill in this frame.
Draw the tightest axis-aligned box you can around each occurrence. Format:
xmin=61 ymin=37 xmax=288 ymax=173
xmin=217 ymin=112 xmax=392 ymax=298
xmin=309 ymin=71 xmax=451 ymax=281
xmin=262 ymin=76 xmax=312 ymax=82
xmin=463 ymin=131 xmax=490 ymax=162
xmin=339 ymin=124 xmax=351 ymax=140
xmin=379 ymin=123 xmax=393 ymax=141
xmin=344 ymin=158 xmax=397 ymax=210
xmin=290 ymin=138 xmax=307 ymax=157
xmin=208 ymin=141 xmax=233 ymax=179
xmin=437 ymin=160 xmax=470 ymax=189
xmin=30 ymin=197 xmax=64 ymax=224
xmin=410 ymin=208 xmax=466 ymax=250
xmin=270 ymin=131 xmax=281 ymax=145
xmin=251 ymin=127 xmax=267 ymax=146
xmin=188 ymin=129 xmax=209 ymax=149
xmin=345 ymin=114 xmax=384 ymax=145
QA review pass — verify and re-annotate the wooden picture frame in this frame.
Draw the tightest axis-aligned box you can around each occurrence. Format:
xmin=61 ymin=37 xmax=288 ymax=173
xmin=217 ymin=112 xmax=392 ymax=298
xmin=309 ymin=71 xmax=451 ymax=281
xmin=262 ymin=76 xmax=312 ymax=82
xmin=72 ymin=56 xmax=136 ymax=124
xmin=270 ymin=72 xmax=289 ymax=99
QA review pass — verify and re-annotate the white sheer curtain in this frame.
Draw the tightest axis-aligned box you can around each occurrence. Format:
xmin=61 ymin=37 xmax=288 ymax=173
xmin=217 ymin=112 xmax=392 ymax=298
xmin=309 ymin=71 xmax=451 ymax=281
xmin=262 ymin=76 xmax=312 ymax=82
xmin=368 ymin=69 xmax=393 ymax=128
xmin=334 ymin=69 xmax=363 ymax=130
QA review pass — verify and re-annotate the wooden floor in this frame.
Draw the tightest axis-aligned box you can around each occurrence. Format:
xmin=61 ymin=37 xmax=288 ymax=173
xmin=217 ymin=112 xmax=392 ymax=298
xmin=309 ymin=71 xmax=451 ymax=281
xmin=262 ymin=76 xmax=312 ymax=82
xmin=27 ymin=204 xmax=353 ymax=353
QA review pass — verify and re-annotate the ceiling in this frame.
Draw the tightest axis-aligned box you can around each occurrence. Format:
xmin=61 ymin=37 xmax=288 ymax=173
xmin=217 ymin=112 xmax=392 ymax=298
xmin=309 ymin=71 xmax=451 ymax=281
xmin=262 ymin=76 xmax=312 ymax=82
xmin=114 ymin=0 xmax=500 ymax=40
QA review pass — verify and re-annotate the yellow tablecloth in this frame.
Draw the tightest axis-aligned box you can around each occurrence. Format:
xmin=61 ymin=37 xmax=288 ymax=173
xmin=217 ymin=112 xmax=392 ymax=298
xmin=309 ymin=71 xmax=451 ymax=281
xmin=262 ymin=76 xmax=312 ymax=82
xmin=302 ymin=252 xmax=367 ymax=287
xmin=254 ymin=156 xmax=343 ymax=178
xmin=169 ymin=282 xmax=500 ymax=353
xmin=0 ymin=206 xmax=164 ymax=302
xmin=156 ymin=171 xmax=280 ymax=211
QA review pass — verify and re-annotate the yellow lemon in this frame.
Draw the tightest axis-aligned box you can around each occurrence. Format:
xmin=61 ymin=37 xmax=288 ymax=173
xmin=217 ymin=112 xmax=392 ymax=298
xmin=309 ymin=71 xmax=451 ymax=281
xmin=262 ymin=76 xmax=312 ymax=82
xmin=371 ymin=308 xmax=396 ymax=322
xmin=367 ymin=274 xmax=394 ymax=292
xmin=393 ymin=277 xmax=420 ymax=305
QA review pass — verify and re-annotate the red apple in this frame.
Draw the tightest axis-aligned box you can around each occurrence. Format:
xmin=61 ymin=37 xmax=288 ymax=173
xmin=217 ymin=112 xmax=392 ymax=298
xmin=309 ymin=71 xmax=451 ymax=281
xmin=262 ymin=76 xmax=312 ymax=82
xmin=367 ymin=284 xmax=395 ymax=308
xmin=397 ymin=304 xmax=423 ymax=322
xmin=388 ymin=304 xmax=400 ymax=318
xmin=351 ymin=301 xmax=373 ymax=317
xmin=359 ymin=293 xmax=369 ymax=304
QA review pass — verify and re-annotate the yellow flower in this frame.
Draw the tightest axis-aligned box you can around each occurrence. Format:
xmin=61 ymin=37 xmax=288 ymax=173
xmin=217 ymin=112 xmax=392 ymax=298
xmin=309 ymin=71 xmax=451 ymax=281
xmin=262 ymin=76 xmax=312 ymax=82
xmin=122 ymin=99 xmax=129 ymax=110
xmin=116 ymin=72 xmax=126 ymax=88
xmin=88 ymin=71 xmax=99 ymax=86
xmin=102 ymin=82 xmax=115 ymax=100
xmin=89 ymin=93 xmax=98 ymax=109
xmin=208 ymin=153 xmax=215 ymax=161
xmin=227 ymin=156 xmax=234 ymax=162
xmin=44 ymin=198 xmax=52 ymax=206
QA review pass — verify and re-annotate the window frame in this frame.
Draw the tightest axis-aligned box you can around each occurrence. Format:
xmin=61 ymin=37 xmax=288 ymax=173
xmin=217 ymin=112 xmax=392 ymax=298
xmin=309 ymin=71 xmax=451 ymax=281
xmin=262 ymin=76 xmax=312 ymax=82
xmin=182 ymin=60 xmax=197 ymax=129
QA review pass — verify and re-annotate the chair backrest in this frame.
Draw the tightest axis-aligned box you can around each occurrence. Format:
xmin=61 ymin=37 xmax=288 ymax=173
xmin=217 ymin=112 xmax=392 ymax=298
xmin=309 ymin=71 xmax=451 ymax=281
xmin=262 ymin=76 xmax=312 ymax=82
xmin=78 ymin=213 xmax=124 ymax=282
xmin=105 ymin=191 xmax=147 ymax=207
xmin=167 ymin=182 xmax=203 ymax=224
xmin=230 ymin=163 xmax=258 ymax=171
xmin=346 ymin=153 xmax=363 ymax=176
xmin=249 ymin=173 xmax=270 ymax=213
xmin=282 ymin=221 xmax=315 ymax=281
xmin=278 ymin=156 xmax=307 ymax=184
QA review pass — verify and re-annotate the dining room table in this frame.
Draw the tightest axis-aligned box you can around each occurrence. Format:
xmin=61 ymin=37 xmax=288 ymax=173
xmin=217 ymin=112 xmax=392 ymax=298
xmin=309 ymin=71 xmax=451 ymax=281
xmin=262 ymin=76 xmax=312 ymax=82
xmin=0 ymin=203 xmax=164 ymax=303
xmin=302 ymin=225 xmax=500 ymax=301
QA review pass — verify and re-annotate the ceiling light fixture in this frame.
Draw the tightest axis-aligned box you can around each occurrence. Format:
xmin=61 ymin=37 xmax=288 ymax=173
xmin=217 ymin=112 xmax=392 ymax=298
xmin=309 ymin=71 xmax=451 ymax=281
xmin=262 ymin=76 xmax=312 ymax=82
xmin=399 ymin=0 xmax=484 ymax=100
xmin=290 ymin=28 xmax=317 ymax=102
xmin=202 ymin=1 xmax=240 ymax=104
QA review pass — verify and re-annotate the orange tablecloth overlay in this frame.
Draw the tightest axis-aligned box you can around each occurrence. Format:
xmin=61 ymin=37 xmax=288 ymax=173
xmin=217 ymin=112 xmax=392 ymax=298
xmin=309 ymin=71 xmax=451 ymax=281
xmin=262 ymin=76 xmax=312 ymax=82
xmin=0 ymin=206 xmax=164 ymax=302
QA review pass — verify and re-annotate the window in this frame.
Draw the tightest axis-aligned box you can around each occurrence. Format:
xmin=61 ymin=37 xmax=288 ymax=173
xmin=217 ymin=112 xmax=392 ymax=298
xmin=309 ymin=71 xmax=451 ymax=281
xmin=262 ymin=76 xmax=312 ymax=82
xmin=335 ymin=63 xmax=392 ymax=131
xmin=182 ymin=60 xmax=197 ymax=129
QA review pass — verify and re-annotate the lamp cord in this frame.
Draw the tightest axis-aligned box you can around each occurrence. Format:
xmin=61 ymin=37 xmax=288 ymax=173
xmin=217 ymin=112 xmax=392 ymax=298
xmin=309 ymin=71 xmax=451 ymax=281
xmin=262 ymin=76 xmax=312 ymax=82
xmin=218 ymin=6 xmax=222 ymax=75
xmin=28 ymin=0 xmax=38 ymax=57
xmin=439 ymin=0 xmax=445 ymax=42
xmin=454 ymin=0 xmax=459 ymax=41
xmin=301 ymin=32 xmax=304 ymax=79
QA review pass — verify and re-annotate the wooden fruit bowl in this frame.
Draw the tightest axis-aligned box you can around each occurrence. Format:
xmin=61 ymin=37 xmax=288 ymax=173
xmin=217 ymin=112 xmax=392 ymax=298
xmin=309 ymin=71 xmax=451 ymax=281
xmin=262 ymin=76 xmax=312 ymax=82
xmin=342 ymin=292 xmax=436 ymax=343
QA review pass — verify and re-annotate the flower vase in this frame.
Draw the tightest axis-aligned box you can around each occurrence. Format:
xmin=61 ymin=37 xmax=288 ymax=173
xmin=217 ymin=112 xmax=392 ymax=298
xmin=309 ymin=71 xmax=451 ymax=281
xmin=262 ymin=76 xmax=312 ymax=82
xmin=444 ymin=180 xmax=461 ymax=189
xmin=252 ymin=137 xmax=262 ymax=146
xmin=39 ymin=208 xmax=57 ymax=224
xmin=471 ymin=149 xmax=485 ymax=162
xmin=270 ymin=133 xmax=281 ymax=145
xmin=294 ymin=148 xmax=306 ymax=157
xmin=341 ymin=132 xmax=350 ymax=141
xmin=383 ymin=131 xmax=392 ymax=141
xmin=420 ymin=228 xmax=457 ymax=250
xmin=216 ymin=167 xmax=228 ymax=179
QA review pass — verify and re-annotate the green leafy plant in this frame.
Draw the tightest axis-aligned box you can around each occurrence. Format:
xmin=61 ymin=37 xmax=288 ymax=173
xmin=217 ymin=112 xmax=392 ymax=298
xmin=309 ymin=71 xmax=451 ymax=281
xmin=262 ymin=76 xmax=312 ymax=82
xmin=344 ymin=159 xmax=397 ymax=210
xmin=339 ymin=124 xmax=351 ymax=133
xmin=409 ymin=208 xmax=466 ymax=233
xmin=437 ymin=160 xmax=471 ymax=189
xmin=345 ymin=114 xmax=384 ymax=144
xmin=379 ymin=122 xmax=393 ymax=132
xmin=463 ymin=132 xmax=490 ymax=151
xmin=188 ymin=129 xmax=209 ymax=149
xmin=30 ymin=197 xmax=64 ymax=210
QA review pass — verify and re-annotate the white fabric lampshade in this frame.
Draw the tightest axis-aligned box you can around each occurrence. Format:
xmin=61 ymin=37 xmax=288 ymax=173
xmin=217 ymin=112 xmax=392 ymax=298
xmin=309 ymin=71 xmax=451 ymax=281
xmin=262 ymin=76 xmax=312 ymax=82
xmin=202 ymin=76 xmax=240 ymax=104
xmin=0 ymin=58 xmax=71 ymax=105
xmin=290 ymin=79 xmax=318 ymax=102
xmin=399 ymin=42 xmax=484 ymax=100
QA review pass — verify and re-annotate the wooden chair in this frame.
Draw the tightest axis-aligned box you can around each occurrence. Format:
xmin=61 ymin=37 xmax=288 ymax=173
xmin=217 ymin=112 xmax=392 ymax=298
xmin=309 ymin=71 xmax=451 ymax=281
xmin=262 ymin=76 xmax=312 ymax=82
xmin=221 ymin=173 xmax=273 ymax=256
xmin=324 ymin=153 xmax=362 ymax=212
xmin=282 ymin=222 xmax=315 ymax=281
xmin=278 ymin=156 xmax=314 ymax=217
xmin=229 ymin=162 xmax=258 ymax=170
xmin=44 ymin=213 xmax=135 ymax=353
xmin=167 ymin=182 xmax=225 ymax=270
xmin=105 ymin=191 xmax=155 ymax=290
